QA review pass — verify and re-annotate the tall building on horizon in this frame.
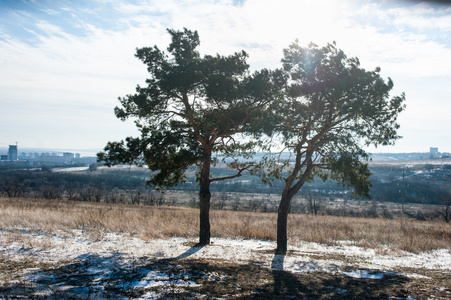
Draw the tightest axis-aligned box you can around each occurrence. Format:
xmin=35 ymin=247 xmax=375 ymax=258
xmin=8 ymin=145 xmax=18 ymax=161
xmin=63 ymin=152 xmax=74 ymax=162
xmin=430 ymin=147 xmax=439 ymax=159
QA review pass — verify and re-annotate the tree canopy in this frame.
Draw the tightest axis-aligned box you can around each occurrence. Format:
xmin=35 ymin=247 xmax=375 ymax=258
xmin=97 ymin=28 xmax=283 ymax=244
xmin=269 ymin=41 xmax=406 ymax=253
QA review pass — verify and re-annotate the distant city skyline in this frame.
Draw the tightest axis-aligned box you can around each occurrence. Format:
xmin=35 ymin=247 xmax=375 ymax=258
xmin=1 ymin=144 xmax=449 ymax=161
xmin=1 ymin=0 xmax=451 ymax=153
xmin=0 ymin=145 xmax=98 ymax=158
xmin=0 ymin=144 xmax=97 ymax=165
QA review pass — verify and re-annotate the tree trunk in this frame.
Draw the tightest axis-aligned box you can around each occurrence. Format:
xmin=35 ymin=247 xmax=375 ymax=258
xmin=276 ymin=192 xmax=292 ymax=254
xmin=199 ymin=185 xmax=211 ymax=245
xmin=199 ymin=151 xmax=212 ymax=245
xmin=276 ymin=163 xmax=312 ymax=254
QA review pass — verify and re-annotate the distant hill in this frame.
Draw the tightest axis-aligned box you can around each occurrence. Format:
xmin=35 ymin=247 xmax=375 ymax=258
xmin=369 ymin=152 xmax=451 ymax=161
xmin=369 ymin=153 xmax=426 ymax=161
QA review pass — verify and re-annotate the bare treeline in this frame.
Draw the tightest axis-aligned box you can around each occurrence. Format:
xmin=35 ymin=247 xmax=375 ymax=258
xmin=0 ymin=169 xmax=164 ymax=206
xmin=1 ymin=166 xmax=450 ymax=222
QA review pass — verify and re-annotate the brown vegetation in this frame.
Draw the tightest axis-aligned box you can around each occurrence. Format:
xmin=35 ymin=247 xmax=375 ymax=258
xmin=1 ymin=197 xmax=450 ymax=253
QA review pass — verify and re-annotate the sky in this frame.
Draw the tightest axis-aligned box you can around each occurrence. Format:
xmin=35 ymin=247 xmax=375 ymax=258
xmin=1 ymin=0 xmax=451 ymax=156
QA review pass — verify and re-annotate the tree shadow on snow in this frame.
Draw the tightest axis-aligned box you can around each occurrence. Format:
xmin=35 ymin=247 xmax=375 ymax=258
xmin=240 ymin=250 xmax=412 ymax=299
xmin=270 ymin=253 xmax=314 ymax=297
xmin=163 ymin=242 xmax=205 ymax=262
xmin=0 ymin=243 xmax=206 ymax=299
xmin=0 ymin=252 xmax=129 ymax=298
xmin=1 ymin=243 xmax=414 ymax=299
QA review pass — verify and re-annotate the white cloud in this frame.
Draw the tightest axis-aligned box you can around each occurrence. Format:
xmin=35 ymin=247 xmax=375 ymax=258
xmin=387 ymin=3 xmax=451 ymax=31
xmin=34 ymin=21 xmax=63 ymax=34
xmin=40 ymin=8 xmax=59 ymax=15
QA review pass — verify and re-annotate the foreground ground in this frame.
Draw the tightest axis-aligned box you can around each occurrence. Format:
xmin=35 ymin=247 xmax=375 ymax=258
xmin=1 ymin=228 xmax=450 ymax=299
xmin=0 ymin=197 xmax=450 ymax=299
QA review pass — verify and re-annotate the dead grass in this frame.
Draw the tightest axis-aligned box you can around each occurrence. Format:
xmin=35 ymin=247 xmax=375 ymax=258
xmin=0 ymin=197 xmax=450 ymax=253
xmin=287 ymin=215 xmax=451 ymax=253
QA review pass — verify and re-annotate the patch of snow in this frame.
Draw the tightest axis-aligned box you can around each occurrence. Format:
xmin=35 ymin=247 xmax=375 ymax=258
xmin=2 ymin=229 xmax=451 ymax=274
xmin=52 ymin=167 xmax=89 ymax=173
xmin=403 ymin=273 xmax=430 ymax=279
xmin=133 ymin=271 xmax=170 ymax=288
xmin=326 ymin=286 xmax=347 ymax=293
xmin=369 ymin=248 xmax=451 ymax=270
xmin=139 ymin=289 xmax=199 ymax=299
xmin=342 ymin=269 xmax=385 ymax=279
xmin=286 ymin=260 xmax=341 ymax=274
xmin=86 ymin=267 xmax=108 ymax=275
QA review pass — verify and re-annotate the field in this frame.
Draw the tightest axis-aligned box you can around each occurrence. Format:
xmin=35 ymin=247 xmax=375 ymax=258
xmin=1 ymin=197 xmax=450 ymax=299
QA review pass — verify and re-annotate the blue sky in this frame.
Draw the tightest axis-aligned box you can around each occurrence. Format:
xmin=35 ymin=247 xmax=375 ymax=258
xmin=1 ymin=0 xmax=451 ymax=155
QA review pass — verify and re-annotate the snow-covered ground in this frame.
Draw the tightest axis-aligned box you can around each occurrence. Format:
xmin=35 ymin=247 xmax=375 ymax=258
xmin=1 ymin=228 xmax=450 ymax=299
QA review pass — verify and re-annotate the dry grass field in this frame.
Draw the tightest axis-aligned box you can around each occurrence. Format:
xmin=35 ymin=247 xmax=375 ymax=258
xmin=1 ymin=197 xmax=450 ymax=299
xmin=1 ymin=197 xmax=450 ymax=253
